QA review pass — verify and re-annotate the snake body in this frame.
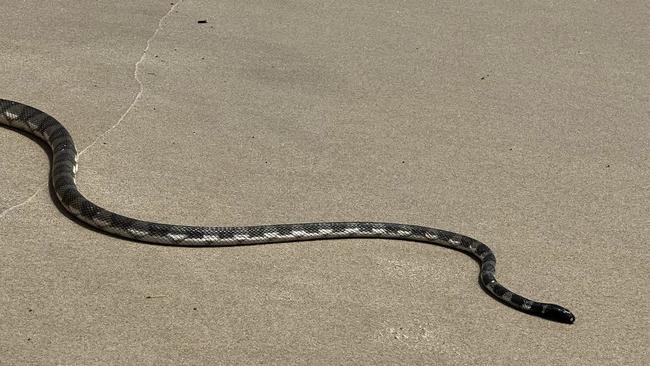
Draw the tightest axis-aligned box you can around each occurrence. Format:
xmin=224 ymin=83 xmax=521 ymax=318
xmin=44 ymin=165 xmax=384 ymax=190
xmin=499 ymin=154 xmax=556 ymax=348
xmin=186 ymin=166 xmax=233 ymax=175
xmin=0 ymin=98 xmax=574 ymax=323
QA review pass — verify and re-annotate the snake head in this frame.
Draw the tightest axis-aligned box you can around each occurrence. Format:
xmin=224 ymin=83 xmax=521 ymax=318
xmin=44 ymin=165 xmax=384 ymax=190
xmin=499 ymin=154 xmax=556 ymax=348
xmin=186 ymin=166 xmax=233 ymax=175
xmin=541 ymin=304 xmax=575 ymax=324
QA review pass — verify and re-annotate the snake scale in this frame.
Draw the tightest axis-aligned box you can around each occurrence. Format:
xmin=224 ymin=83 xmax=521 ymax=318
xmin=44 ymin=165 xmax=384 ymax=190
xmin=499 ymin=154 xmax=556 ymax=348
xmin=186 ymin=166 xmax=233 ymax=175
xmin=0 ymin=98 xmax=574 ymax=324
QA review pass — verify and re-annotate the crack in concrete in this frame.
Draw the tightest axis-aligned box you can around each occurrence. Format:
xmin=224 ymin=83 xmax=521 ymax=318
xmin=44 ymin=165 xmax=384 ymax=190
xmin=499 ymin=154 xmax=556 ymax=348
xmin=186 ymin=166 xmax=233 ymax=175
xmin=0 ymin=1 xmax=183 ymax=221
xmin=0 ymin=188 xmax=43 ymax=220
xmin=79 ymin=0 xmax=183 ymax=156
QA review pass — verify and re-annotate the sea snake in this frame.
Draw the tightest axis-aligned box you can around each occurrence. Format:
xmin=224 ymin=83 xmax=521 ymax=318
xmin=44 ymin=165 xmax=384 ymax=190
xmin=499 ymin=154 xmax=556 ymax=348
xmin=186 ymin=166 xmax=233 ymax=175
xmin=0 ymin=98 xmax=575 ymax=324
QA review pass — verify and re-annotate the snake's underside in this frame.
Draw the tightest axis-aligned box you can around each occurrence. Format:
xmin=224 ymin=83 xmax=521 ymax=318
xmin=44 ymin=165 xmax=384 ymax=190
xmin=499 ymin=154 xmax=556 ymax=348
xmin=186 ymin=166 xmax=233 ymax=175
xmin=0 ymin=98 xmax=575 ymax=324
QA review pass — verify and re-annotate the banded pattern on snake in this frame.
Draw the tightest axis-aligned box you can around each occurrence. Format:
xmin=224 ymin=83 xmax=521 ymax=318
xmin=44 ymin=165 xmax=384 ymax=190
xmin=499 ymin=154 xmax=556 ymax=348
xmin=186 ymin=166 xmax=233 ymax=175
xmin=0 ymin=98 xmax=575 ymax=324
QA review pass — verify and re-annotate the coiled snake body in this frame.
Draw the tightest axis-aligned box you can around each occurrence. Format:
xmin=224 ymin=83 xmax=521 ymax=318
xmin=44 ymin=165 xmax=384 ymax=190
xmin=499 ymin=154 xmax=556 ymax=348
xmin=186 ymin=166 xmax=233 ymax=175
xmin=0 ymin=98 xmax=575 ymax=323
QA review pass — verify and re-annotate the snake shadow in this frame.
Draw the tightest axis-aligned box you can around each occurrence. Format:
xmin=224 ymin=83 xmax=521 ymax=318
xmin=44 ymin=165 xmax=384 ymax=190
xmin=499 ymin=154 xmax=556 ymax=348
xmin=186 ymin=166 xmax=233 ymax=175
xmin=3 ymin=123 xmax=554 ymax=322
xmin=1 ymin=123 xmax=152 ymax=244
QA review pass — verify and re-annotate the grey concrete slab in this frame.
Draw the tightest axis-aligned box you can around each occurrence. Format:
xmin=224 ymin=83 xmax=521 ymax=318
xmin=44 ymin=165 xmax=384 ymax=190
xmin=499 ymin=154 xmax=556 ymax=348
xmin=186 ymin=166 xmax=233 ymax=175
xmin=1 ymin=0 xmax=648 ymax=364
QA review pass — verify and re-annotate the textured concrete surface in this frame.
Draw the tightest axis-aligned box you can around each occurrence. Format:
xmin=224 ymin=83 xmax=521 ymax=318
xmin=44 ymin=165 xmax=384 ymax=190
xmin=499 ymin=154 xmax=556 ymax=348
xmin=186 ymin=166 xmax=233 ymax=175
xmin=1 ymin=1 xmax=648 ymax=364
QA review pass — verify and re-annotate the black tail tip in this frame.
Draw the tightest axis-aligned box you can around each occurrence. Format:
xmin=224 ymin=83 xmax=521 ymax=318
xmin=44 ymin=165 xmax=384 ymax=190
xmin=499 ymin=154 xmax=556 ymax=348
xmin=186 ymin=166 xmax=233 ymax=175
xmin=541 ymin=304 xmax=575 ymax=324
